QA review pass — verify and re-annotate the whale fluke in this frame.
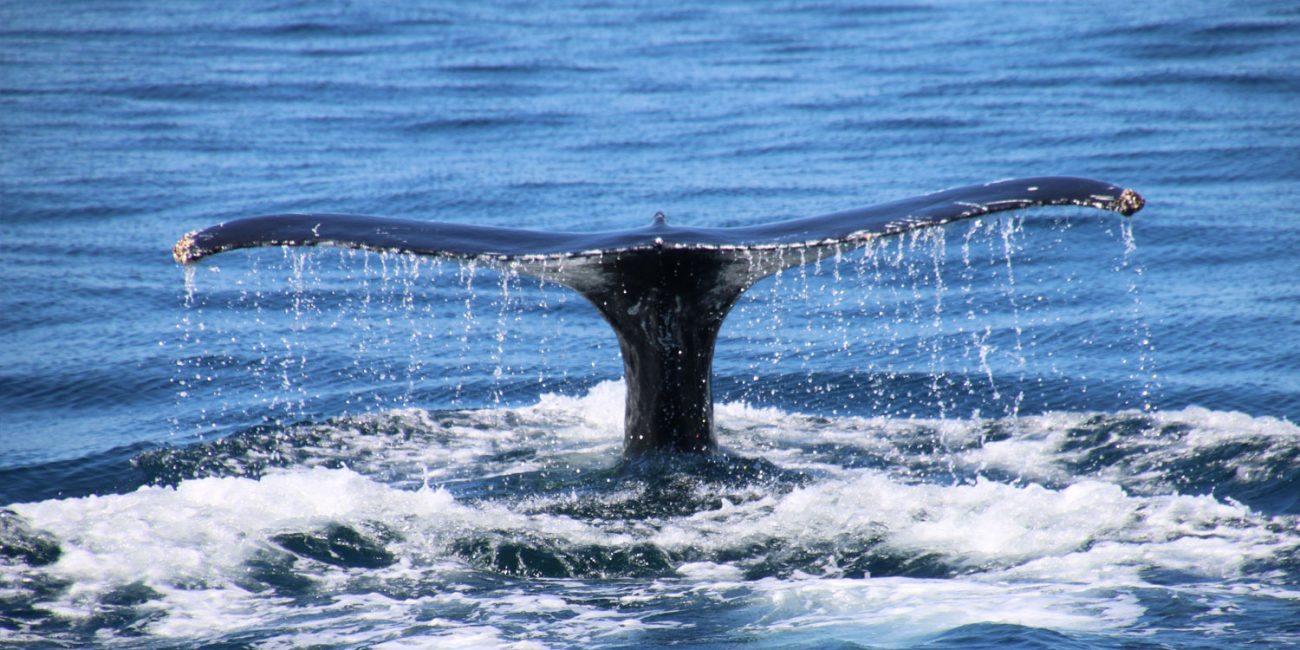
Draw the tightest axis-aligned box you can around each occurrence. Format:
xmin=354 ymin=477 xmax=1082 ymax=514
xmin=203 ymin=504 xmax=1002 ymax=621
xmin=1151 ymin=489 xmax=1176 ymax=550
xmin=174 ymin=176 xmax=1143 ymax=457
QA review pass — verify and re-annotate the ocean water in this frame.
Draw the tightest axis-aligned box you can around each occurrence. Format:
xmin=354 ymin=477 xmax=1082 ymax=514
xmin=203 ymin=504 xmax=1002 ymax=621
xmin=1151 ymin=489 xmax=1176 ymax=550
xmin=2 ymin=1 xmax=1299 ymax=647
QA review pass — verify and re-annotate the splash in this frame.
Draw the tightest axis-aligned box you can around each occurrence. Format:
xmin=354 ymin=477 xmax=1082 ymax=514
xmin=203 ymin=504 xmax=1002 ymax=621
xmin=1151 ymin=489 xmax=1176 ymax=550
xmin=4 ymin=389 xmax=1298 ymax=646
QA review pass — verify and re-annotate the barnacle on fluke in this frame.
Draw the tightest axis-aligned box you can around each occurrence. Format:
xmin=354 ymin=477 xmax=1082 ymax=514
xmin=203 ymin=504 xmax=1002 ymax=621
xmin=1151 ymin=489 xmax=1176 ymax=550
xmin=1117 ymin=188 xmax=1145 ymax=216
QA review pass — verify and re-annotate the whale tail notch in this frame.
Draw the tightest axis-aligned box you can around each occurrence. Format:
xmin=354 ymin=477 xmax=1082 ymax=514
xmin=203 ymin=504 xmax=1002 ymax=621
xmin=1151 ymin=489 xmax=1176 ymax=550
xmin=173 ymin=176 xmax=1143 ymax=457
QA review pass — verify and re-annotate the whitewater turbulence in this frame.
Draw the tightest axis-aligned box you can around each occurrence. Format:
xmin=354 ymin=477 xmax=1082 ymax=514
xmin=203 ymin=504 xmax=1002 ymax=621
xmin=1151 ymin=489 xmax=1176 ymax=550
xmin=3 ymin=387 xmax=1297 ymax=647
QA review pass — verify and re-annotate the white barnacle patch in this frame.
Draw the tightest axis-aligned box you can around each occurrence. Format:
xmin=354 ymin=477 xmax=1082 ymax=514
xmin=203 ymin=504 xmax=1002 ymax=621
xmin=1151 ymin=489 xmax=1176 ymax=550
xmin=172 ymin=232 xmax=200 ymax=264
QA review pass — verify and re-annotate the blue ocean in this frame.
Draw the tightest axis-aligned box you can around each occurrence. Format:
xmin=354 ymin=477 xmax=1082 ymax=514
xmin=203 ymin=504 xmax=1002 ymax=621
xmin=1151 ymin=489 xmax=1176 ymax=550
xmin=2 ymin=1 xmax=1298 ymax=647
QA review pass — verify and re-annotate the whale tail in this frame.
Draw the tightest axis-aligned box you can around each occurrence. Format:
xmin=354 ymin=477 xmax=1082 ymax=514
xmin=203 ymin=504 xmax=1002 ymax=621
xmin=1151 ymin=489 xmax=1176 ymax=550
xmin=174 ymin=176 xmax=1143 ymax=457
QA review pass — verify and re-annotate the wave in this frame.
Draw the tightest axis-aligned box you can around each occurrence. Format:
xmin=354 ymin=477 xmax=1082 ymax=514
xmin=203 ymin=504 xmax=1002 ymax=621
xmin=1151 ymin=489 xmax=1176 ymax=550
xmin=4 ymin=382 xmax=1297 ymax=645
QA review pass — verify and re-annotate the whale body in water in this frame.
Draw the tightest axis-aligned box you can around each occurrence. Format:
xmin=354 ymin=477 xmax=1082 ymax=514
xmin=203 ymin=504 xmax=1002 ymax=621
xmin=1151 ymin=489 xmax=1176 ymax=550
xmin=174 ymin=176 xmax=1143 ymax=457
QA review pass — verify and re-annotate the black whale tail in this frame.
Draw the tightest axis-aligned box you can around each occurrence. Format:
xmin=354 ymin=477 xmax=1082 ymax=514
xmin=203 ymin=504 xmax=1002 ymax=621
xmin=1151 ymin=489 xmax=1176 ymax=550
xmin=174 ymin=176 xmax=1144 ymax=457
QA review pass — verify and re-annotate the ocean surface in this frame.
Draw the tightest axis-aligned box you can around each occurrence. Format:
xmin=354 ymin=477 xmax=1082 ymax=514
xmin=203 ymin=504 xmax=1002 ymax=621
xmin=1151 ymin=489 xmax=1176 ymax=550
xmin=2 ymin=1 xmax=1299 ymax=647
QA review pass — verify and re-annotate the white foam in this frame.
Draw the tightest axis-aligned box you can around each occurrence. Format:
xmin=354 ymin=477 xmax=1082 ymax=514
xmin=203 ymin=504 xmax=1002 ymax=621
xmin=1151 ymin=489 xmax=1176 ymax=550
xmin=528 ymin=379 xmax=626 ymax=435
xmin=676 ymin=561 xmax=746 ymax=581
xmin=648 ymin=474 xmax=1138 ymax=571
xmin=11 ymin=469 xmax=457 ymax=636
xmin=7 ymin=393 xmax=1298 ymax=646
xmin=1159 ymin=406 xmax=1299 ymax=438
xmin=370 ymin=627 xmax=549 ymax=650
xmin=961 ymin=407 xmax=1300 ymax=490
xmin=747 ymin=575 xmax=1142 ymax=643
xmin=5 ymin=467 xmax=663 ymax=643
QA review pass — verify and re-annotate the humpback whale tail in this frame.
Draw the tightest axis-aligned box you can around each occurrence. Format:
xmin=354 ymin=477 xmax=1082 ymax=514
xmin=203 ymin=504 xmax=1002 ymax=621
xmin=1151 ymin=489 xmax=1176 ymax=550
xmin=174 ymin=176 xmax=1143 ymax=457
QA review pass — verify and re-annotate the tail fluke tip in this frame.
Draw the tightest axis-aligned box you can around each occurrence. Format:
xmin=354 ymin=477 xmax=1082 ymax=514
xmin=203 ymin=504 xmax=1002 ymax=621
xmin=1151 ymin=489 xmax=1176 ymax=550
xmin=1117 ymin=188 xmax=1144 ymax=216
xmin=173 ymin=231 xmax=200 ymax=264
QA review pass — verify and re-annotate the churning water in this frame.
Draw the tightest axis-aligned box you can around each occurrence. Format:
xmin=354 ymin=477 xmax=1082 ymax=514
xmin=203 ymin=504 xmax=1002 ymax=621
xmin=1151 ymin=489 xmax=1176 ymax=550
xmin=2 ymin=1 xmax=1299 ymax=648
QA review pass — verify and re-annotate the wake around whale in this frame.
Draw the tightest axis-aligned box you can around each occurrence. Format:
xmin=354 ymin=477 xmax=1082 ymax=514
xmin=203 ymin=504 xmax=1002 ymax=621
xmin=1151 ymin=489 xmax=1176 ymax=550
xmin=174 ymin=176 xmax=1144 ymax=458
